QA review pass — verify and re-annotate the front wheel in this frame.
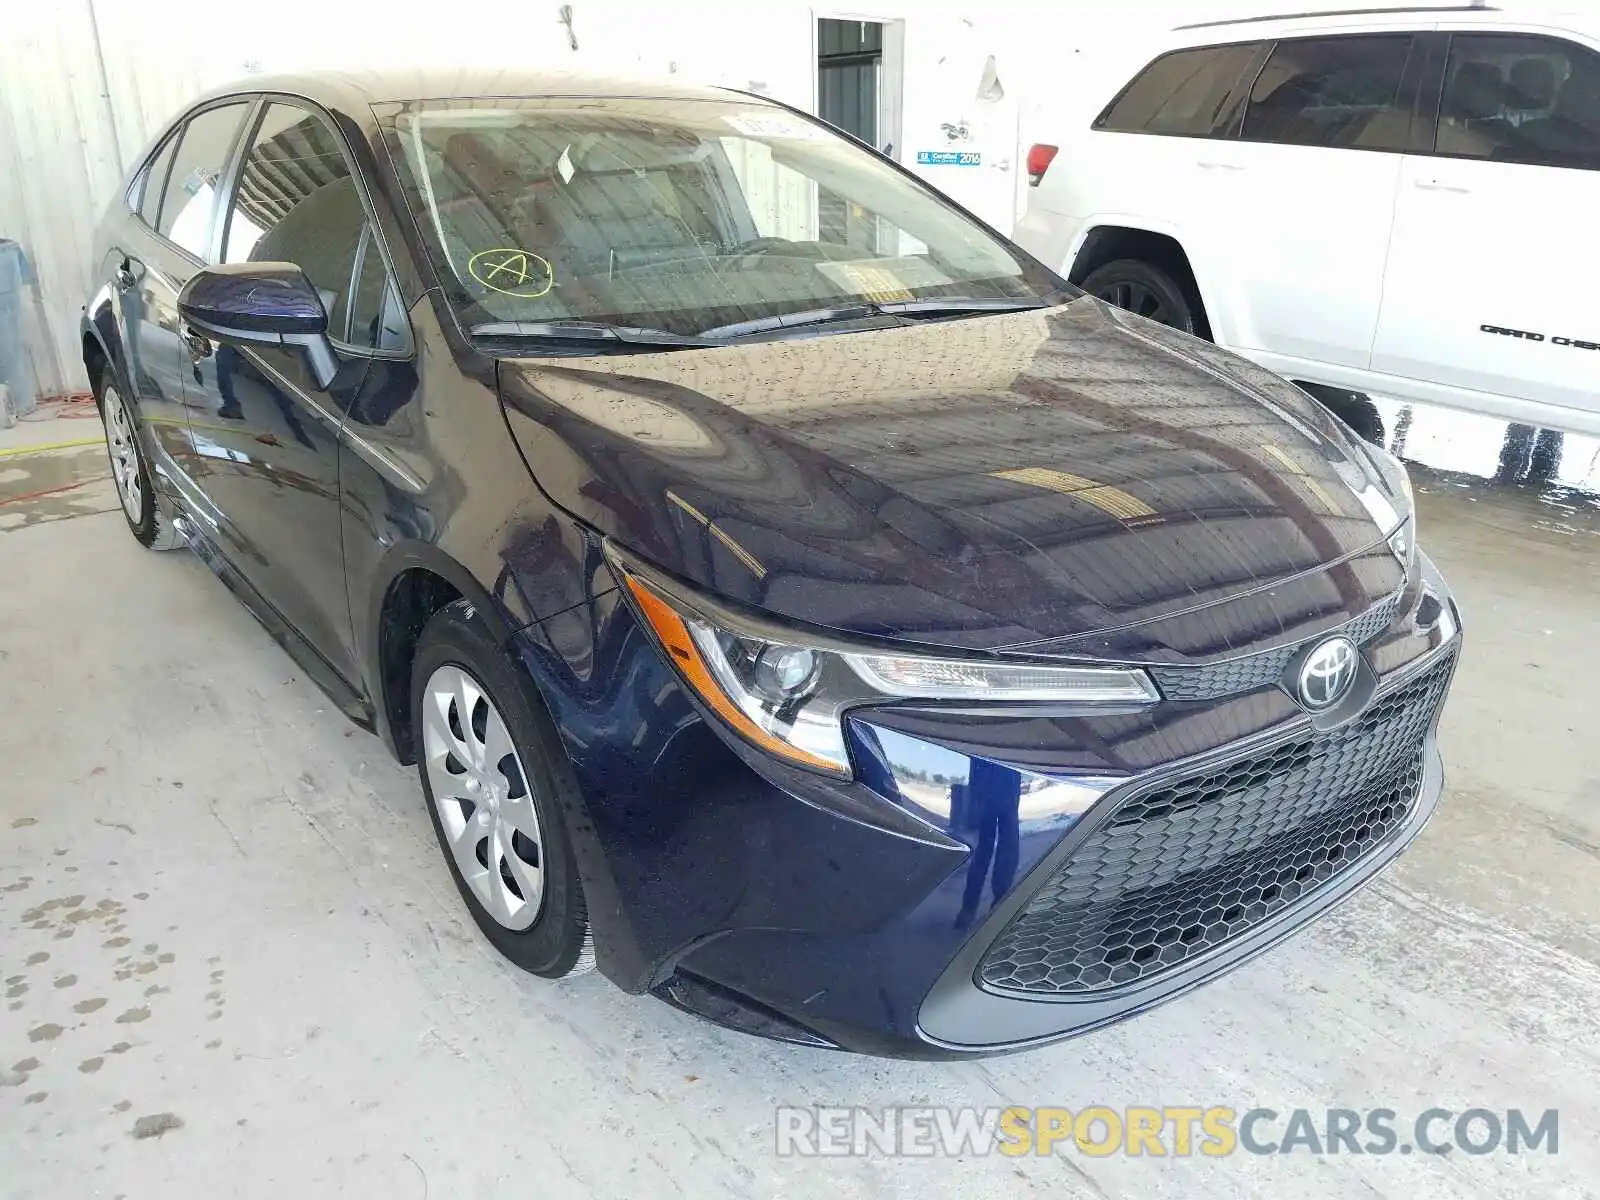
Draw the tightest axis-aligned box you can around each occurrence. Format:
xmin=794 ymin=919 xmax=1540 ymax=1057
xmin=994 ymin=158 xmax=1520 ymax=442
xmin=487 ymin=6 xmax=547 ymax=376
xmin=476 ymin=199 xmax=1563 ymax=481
xmin=1080 ymin=259 xmax=1202 ymax=336
xmin=100 ymin=381 xmax=182 ymax=550
xmin=411 ymin=599 xmax=594 ymax=977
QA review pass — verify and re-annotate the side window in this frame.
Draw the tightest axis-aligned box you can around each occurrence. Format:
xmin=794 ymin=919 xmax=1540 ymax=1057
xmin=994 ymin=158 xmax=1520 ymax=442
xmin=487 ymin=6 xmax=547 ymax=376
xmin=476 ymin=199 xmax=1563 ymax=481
xmin=136 ymin=133 xmax=179 ymax=227
xmin=1436 ymin=34 xmax=1600 ymax=169
xmin=1242 ymin=35 xmax=1415 ymax=151
xmin=156 ymin=103 xmax=250 ymax=258
xmin=223 ymin=102 xmax=396 ymax=347
xmin=1097 ymin=43 xmax=1263 ymax=137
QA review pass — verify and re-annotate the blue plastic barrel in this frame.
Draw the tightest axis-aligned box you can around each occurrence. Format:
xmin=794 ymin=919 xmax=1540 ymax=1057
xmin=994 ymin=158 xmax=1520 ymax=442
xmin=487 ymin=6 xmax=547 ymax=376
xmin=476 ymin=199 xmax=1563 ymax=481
xmin=0 ymin=238 xmax=38 ymax=416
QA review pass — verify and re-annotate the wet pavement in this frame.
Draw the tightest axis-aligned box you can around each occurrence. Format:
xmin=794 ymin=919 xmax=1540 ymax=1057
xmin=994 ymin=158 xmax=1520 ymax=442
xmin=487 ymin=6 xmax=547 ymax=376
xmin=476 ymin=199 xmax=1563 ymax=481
xmin=0 ymin=409 xmax=116 ymax=534
xmin=1 ymin=398 xmax=1597 ymax=1198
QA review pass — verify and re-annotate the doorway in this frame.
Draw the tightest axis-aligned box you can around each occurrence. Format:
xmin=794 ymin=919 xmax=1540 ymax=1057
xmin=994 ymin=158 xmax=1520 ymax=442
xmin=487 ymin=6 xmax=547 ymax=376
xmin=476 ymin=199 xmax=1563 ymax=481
xmin=814 ymin=16 xmax=905 ymax=249
xmin=816 ymin=19 xmax=886 ymax=149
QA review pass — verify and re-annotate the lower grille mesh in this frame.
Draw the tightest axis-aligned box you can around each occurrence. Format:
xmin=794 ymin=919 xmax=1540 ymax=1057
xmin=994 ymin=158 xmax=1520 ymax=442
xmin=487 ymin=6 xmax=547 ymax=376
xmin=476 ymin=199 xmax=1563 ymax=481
xmin=977 ymin=654 xmax=1454 ymax=996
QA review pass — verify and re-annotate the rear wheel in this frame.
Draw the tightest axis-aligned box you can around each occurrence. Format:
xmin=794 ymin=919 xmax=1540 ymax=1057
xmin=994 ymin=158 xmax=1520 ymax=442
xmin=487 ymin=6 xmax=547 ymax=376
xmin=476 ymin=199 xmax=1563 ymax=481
xmin=1080 ymin=259 xmax=1201 ymax=336
xmin=411 ymin=599 xmax=594 ymax=977
xmin=99 ymin=381 xmax=182 ymax=550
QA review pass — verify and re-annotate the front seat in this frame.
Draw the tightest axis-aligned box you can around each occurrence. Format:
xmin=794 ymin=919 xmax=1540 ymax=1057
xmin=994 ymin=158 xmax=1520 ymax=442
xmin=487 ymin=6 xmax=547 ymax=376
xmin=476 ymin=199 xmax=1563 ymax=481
xmin=537 ymin=144 xmax=703 ymax=278
xmin=1521 ymin=69 xmax=1600 ymax=165
xmin=250 ymin=177 xmax=367 ymax=337
xmin=1508 ymin=57 xmax=1559 ymax=116
xmin=1440 ymin=61 xmax=1515 ymax=155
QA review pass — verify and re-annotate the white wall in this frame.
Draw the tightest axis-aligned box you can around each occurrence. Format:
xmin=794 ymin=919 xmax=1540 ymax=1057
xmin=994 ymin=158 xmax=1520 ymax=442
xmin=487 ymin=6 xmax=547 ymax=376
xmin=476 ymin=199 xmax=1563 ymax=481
xmin=0 ymin=0 xmax=1322 ymax=394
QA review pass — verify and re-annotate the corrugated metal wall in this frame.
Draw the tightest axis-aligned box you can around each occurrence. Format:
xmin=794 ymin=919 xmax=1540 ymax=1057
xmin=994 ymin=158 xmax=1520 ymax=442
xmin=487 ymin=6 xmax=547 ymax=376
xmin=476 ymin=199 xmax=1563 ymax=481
xmin=0 ymin=1 xmax=208 ymax=397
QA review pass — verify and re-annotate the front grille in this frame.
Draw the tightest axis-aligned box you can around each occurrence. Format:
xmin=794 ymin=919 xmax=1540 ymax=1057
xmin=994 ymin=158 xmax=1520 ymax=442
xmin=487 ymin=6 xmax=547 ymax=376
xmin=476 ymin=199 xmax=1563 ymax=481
xmin=1149 ymin=592 xmax=1401 ymax=701
xmin=977 ymin=653 xmax=1454 ymax=997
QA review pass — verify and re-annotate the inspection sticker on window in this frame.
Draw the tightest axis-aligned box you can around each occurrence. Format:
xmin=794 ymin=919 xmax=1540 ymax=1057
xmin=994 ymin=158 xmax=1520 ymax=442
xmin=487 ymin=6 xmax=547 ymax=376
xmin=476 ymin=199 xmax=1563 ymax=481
xmin=816 ymin=262 xmax=915 ymax=304
xmin=917 ymin=150 xmax=982 ymax=166
xmin=724 ymin=112 xmax=824 ymax=140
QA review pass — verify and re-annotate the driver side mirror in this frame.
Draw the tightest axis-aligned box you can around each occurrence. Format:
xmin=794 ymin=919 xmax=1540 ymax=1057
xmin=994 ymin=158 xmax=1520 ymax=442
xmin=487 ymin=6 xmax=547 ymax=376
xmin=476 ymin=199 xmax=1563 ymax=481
xmin=177 ymin=262 xmax=339 ymax=390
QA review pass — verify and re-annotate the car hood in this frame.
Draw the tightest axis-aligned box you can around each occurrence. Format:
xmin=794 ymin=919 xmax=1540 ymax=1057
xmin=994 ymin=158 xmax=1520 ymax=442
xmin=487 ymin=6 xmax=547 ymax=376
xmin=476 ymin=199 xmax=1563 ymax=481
xmin=497 ymin=297 xmax=1409 ymax=663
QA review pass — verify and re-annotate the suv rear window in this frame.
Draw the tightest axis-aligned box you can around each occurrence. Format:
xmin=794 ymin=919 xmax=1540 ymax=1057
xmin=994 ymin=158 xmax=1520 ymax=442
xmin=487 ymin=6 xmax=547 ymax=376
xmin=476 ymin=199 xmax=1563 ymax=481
xmin=1242 ymin=35 xmax=1415 ymax=151
xmin=1097 ymin=43 xmax=1263 ymax=137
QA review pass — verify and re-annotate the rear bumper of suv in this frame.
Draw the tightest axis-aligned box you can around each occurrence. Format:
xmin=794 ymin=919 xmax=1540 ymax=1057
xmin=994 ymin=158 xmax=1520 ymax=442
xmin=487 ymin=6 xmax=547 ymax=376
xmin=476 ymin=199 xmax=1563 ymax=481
xmin=519 ymin=553 xmax=1460 ymax=1058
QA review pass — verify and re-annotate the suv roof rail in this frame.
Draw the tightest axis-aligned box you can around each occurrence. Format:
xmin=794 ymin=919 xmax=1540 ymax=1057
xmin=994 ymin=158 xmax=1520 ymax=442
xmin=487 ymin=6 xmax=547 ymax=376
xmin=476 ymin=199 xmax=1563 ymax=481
xmin=1175 ymin=4 xmax=1495 ymax=31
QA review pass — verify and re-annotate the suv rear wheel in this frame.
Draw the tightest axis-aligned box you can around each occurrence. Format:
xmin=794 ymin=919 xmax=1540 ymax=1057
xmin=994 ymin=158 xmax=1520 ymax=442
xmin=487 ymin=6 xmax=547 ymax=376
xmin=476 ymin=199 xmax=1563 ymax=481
xmin=1080 ymin=259 xmax=1201 ymax=336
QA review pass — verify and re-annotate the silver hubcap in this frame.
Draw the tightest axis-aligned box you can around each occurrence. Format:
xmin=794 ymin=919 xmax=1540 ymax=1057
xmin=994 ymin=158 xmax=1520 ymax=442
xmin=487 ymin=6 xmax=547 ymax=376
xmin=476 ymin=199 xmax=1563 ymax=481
xmin=422 ymin=665 xmax=545 ymax=930
xmin=102 ymin=386 xmax=143 ymax=522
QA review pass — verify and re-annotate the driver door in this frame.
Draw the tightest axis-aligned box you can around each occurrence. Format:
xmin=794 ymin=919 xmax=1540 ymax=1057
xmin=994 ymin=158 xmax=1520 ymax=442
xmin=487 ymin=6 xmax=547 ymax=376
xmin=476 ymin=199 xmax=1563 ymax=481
xmin=181 ymin=100 xmax=383 ymax=684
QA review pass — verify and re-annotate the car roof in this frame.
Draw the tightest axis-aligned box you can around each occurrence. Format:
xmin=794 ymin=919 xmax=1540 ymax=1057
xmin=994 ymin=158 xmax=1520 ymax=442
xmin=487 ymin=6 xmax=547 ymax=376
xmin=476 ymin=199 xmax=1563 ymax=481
xmin=192 ymin=68 xmax=752 ymax=120
xmin=1171 ymin=3 xmax=1592 ymax=39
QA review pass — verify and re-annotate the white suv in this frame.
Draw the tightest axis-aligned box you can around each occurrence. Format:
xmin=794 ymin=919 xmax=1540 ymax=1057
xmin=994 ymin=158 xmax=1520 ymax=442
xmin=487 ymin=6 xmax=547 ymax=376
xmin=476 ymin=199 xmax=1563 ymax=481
xmin=1014 ymin=5 xmax=1600 ymax=436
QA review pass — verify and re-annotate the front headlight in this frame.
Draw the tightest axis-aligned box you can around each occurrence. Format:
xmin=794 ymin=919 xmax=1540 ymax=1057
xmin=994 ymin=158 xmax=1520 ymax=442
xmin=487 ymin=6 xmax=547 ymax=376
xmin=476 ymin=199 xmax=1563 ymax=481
xmin=610 ymin=549 xmax=1158 ymax=778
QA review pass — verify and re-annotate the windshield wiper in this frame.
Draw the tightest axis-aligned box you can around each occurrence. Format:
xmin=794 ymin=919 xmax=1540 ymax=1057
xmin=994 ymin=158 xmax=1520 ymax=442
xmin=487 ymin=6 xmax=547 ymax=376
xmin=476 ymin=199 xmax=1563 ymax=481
xmin=468 ymin=320 xmax=720 ymax=348
xmin=697 ymin=298 xmax=1058 ymax=340
xmin=876 ymin=297 xmax=1056 ymax=317
xmin=696 ymin=304 xmax=890 ymax=339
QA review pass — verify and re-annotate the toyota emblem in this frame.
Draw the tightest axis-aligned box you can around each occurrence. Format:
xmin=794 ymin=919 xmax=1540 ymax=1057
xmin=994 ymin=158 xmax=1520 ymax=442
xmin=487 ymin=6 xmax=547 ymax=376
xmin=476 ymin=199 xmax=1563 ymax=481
xmin=1297 ymin=637 xmax=1358 ymax=711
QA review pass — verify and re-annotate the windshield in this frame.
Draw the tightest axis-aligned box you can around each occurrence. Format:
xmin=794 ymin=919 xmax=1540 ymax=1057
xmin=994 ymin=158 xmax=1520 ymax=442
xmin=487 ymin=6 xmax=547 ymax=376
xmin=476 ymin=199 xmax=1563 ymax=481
xmin=382 ymin=96 xmax=1064 ymax=341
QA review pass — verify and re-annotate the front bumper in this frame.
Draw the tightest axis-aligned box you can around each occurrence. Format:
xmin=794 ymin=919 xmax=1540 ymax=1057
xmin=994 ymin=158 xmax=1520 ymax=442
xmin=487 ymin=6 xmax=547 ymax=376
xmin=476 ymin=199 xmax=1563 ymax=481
xmin=917 ymin=656 xmax=1453 ymax=1052
xmin=519 ymin=552 xmax=1461 ymax=1058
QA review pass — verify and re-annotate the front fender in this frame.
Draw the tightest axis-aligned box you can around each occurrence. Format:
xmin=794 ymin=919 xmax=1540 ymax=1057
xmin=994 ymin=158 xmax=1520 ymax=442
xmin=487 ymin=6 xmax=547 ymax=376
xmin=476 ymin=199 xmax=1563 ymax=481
xmin=359 ymin=539 xmax=527 ymax=757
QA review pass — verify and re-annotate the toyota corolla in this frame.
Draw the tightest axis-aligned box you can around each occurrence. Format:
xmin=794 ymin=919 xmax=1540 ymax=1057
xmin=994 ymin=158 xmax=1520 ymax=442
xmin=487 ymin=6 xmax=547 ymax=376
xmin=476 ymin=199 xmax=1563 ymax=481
xmin=82 ymin=71 xmax=1460 ymax=1057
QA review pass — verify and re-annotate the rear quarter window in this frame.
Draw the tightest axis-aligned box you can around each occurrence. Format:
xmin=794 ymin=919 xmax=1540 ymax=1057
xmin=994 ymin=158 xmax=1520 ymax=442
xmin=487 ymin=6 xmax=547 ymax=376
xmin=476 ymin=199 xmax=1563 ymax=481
xmin=1096 ymin=43 xmax=1264 ymax=137
xmin=135 ymin=133 xmax=180 ymax=227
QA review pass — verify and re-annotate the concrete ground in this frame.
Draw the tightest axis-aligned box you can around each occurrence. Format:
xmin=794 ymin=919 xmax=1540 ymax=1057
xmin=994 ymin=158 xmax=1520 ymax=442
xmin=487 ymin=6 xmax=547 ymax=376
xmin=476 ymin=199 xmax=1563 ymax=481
xmin=2 ymin=398 xmax=1597 ymax=1198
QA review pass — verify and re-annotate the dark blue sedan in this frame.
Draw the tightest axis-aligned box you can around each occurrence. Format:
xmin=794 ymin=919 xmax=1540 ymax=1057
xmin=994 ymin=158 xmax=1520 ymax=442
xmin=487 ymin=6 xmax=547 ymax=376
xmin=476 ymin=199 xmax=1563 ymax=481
xmin=81 ymin=70 xmax=1459 ymax=1057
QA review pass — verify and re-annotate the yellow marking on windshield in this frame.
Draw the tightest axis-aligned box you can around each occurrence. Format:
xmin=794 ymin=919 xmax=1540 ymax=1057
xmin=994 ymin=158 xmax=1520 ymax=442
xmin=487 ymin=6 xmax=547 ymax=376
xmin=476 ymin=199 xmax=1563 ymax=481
xmin=467 ymin=248 xmax=555 ymax=298
xmin=992 ymin=467 xmax=1156 ymax=521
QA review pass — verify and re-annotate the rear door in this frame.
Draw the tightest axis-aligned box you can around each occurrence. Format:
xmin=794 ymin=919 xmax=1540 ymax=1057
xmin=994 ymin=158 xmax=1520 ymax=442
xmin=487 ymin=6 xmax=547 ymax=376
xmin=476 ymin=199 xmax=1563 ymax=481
xmin=115 ymin=101 xmax=252 ymax=479
xmin=1372 ymin=29 xmax=1600 ymax=424
xmin=183 ymin=99 xmax=406 ymax=683
xmin=1195 ymin=33 xmax=1424 ymax=370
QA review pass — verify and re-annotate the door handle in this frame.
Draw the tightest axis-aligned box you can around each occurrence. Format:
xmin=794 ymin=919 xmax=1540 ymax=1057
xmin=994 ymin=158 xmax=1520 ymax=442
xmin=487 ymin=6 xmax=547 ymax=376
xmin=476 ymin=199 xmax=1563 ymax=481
xmin=1415 ymin=179 xmax=1470 ymax=194
xmin=181 ymin=324 xmax=213 ymax=361
xmin=115 ymin=256 xmax=140 ymax=289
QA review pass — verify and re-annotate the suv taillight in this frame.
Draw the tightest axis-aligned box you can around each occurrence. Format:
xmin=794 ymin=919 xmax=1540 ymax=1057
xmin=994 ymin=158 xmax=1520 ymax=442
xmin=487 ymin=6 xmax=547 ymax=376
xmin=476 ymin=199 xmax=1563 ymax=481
xmin=1026 ymin=143 xmax=1058 ymax=186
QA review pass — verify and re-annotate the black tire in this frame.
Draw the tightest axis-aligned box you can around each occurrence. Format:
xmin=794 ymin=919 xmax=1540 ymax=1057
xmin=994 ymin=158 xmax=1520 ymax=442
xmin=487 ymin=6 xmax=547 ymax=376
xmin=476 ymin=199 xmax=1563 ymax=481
xmin=411 ymin=599 xmax=594 ymax=978
xmin=97 ymin=377 xmax=183 ymax=551
xmin=1080 ymin=258 xmax=1203 ymax=336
